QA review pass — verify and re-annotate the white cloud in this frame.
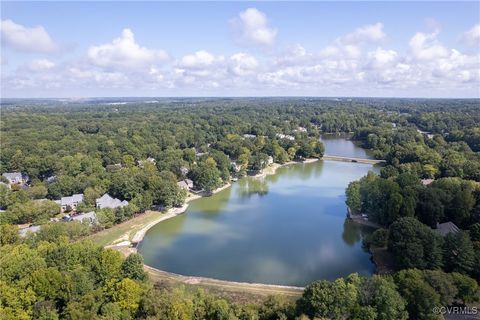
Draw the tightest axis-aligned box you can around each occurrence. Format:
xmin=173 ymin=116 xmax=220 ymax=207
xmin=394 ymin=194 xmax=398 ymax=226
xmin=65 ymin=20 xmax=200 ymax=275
xmin=2 ymin=22 xmax=479 ymax=97
xmin=87 ymin=28 xmax=168 ymax=71
xmin=1 ymin=19 xmax=58 ymax=53
xmin=409 ymin=31 xmax=449 ymax=60
xmin=367 ymin=48 xmax=397 ymax=68
xmin=232 ymin=8 xmax=277 ymax=46
xmin=337 ymin=22 xmax=386 ymax=45
xmin=178 ymin=50 xmax=223 ymax=68
xmin=462 ymin=24 xmax=480 ymax=46
xmin=230 ymin=53 xmax=258 ymax=76
xmin=28 ymin=59 xmax=55 ymax=71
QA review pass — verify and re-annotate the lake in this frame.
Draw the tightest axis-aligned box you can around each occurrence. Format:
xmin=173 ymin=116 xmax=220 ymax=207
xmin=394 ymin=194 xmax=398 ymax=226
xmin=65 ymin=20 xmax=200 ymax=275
xmin=139 ymin=136 xmax=378 ymax=286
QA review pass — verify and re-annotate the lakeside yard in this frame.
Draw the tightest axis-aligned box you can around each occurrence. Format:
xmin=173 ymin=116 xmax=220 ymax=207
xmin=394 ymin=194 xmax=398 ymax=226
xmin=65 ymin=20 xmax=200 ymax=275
xmin=84 ymin=209 xmax=170 ymax=247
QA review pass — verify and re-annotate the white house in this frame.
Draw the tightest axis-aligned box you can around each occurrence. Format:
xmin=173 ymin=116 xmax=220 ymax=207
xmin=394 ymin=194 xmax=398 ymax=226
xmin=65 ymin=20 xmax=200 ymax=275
xmin=2 ymin=172 xmax=29 ymax=185
xmin=96 ymin=193 xmax=128 ymax=209
xmin=71 ymin=211 xmax=97 ymax=225
xmin=56 ymin=194 xmax=84 ymax=212
xmin=177 ymin=179 xmax=194 ymax=190
xmin=276 ymin=133 xmax=295 ymax=141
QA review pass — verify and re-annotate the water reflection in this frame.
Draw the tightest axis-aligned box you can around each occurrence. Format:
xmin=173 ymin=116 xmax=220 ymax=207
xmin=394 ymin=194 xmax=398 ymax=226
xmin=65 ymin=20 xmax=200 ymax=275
xmin=237 ymin=178 xmax=269 ymax=198
xmin=140 ymin=138 xmax=377 ymax=285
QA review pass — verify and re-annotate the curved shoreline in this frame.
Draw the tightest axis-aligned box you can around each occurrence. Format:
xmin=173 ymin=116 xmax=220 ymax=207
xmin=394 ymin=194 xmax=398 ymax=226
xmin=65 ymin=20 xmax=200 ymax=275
xmin=106 ymin=156 xmax=363 ymax=293
xmin=128 ymin=158 xmax=320 ymax=247
xmin=144 ymin=264 xmax=305 ymax=293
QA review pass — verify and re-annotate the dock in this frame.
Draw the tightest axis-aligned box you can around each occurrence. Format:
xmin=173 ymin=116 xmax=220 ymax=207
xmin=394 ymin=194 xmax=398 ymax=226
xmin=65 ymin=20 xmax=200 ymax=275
xmin=322 ymin=155 xmax=386 ymax=165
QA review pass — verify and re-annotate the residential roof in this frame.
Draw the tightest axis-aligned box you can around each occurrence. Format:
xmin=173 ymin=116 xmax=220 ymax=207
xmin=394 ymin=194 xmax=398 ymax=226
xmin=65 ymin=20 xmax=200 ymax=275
xmin=177 ymin=179 xmax=194 ymax=190
xmin=96 ymin=193 xmax=128 ymax=209
xmin=19 ymin=225 xmax=41 ymax=237
xmin=71 ymin=211 xmax=97 ymax=224
xmin=60 ymin=194 xmax=84 ymax=207
xmin=2 ymin=172 xmax=23 ymax=183
xmin=421 ymin=179 xmax=434 ymax=186
xmin=435 ymin=222 xmax=460 ymax=237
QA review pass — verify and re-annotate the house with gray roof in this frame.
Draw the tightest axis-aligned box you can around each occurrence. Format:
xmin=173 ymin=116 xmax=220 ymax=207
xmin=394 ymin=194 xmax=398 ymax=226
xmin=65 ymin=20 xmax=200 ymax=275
xmin=71 ymin=211 xmax=97 ymax=225
xmin=56 ymin=194 xmax=84 ymax=212
xmin=230 ymin=161 xmax=242 ymax=173
xmin=177 ymin=179 xmax=194 ymax=190
xmin=138 ymin=157 xmax=156 ymax=167
xmin=2 ymin=172 xmax=29 ymax=185
xmin=96 ymin=193 xmax=128 ymax=209
xmin=435 ymin=221 xmax=460 ymax=237
xmin=19 ymin=225 xmax=41 ymax=237
xmin=421 ymin=179 xmax=434 ymax=186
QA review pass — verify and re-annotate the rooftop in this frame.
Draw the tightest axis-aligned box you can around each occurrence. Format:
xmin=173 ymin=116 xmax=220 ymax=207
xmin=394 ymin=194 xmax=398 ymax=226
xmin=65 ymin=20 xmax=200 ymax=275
xmin=96 ymin=193 xmax=128 ymax=209
xmin=435 ymin=222 xmax=460 ymax=237
xmin=59 ymin=194 xmax=84 ymax=207
xmin=19 ymin=225 xmax=41 ymax=237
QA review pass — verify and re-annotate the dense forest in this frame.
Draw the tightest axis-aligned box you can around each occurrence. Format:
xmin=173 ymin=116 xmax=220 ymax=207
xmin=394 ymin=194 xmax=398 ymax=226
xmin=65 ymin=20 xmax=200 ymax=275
xmin=1 ymin=98 xmax=479 ymax=319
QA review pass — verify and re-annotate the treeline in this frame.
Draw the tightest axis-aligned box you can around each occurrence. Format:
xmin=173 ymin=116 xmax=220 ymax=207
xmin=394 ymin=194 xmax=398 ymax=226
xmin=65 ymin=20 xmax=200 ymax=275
xmin=342 ymin=100 xmax=480 ymax=312
xmin=1 ymin=224 xmax=478 ymax=320
xmin=353 ymin=127 xmax=480 ymax=181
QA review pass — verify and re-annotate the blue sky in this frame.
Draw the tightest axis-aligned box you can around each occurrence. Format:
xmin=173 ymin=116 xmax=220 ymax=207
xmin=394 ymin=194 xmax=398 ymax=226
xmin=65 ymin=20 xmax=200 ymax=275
xmin=1 ymin=1 xmax=479 ymax=97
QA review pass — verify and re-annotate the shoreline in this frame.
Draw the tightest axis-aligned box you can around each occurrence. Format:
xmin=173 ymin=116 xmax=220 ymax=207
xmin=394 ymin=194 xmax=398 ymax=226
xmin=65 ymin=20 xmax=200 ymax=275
xmin=103 ymin=155 xmax=363 ymax=294
xmin=250 ymin=157 xmax=319 ymax=179
xmin=107 ymin=158 xmax=320 ymax=248
xmin=105 ymin=182 xmax=232 ymax=249
xmin=144 ymin=264 xmax=305 ymax=293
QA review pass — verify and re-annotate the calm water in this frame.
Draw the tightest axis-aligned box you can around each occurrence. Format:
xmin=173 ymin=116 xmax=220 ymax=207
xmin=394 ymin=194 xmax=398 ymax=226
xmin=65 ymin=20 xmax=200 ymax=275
xmin=320 ymin=133 xmax=374 ymax=159
xmin=139 ymin=138 xmax=377 ymax=286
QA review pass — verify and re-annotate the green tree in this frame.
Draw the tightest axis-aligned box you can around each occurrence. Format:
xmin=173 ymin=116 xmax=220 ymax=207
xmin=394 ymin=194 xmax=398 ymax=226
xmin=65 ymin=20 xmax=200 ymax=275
xmin=443 ymin=231 xmax=475 ymax=275
xmin=191 ymin=158 xmax=222 ymax=194
xmin=296 ymin=278 xmax=357 ymax=319
xmin=346 ymin=181 xmax=361 ymax=214
xmin=394 ymin=269 xmax=442 ymax=320
xmin=121 ymin=253 xmax=147 ymax=281
xmin=359 ymin=276 xmax=408 ymax=320
xmin=0 ymin=224 xmax=20 ymax=246
xmin=388 ymin=217 xmax=443 ymax=269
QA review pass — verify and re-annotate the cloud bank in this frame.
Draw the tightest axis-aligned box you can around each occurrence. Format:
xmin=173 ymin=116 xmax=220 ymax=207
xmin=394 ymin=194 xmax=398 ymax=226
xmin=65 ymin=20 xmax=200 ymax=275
xmin=1 ymin=11 xmax=479 ymax=98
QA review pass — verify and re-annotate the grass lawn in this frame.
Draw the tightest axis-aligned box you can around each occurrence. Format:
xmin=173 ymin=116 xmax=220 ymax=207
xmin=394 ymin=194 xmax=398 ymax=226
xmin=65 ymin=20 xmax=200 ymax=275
xmin=84 ymin=210 xmax=165 ymax=247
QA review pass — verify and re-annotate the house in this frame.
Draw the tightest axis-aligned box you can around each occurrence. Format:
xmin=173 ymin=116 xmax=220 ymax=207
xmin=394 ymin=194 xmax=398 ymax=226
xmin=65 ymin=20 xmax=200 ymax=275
xmin=267 ymin=156 xmax=274 ymax=165
xmin=71 ymin=211 xmax=97 ymax=225
xmin=421 ymin=179 xmax=434 ymax=186
xmin=19 ymin=225 xmax=41 ymax=237
xmin=276 ymin=133 xmax=295 ymax=141
xmin=177 ymin=179 xmax=194 ymax=190
xmin=230 ymin=161 xmax=242 ymax=173
xmin=243 ymin=134 xmax=256 ymax=139
xmin=2 ymin=172 xmax=29 ymax=185
xmin=56 ymin=194 xmax=84 ymax=212
xmin=106 ymin=163 xmax=122 ymax=171
xmin=180 ymin=166 xmax=189 ymax=176
xmin=295 ymin=126 xmax=307 ymax=133
xmin=138 ymin=157 xmax=156 ymax=167
xmin=435 ymin=222 xmax=460 ymax=237
xmin=146 ymin=157 xmax=156 ymax=164
xmin=46 ymin=175 xmax=57 ymax=184
xmin=96 ymin=193 xmax=128 ymax=209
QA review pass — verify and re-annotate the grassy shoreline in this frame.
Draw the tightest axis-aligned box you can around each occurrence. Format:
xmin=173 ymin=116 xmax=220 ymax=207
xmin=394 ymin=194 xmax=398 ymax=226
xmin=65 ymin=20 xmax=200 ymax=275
xmin=86 ymin=158 xmax=322 ymax=298
xmin=89 ymin=158 xmax=320 ymax=248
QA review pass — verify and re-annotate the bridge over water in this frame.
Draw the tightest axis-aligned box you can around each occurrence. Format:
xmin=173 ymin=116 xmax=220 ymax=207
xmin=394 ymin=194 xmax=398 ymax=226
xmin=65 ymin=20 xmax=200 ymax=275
xmin=322 ymin=155 xmax=386 ymax=165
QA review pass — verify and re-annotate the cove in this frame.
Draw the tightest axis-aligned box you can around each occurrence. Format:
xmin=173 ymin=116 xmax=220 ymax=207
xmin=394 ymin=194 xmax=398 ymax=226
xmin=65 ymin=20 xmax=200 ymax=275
xmin=138 ymin=137 xmax=378 ymax=286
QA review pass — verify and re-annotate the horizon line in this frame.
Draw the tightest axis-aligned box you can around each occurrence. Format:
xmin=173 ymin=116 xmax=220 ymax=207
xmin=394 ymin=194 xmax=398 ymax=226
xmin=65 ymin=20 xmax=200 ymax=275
xmin=1 ymin=96 xmax=480 ymax=100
